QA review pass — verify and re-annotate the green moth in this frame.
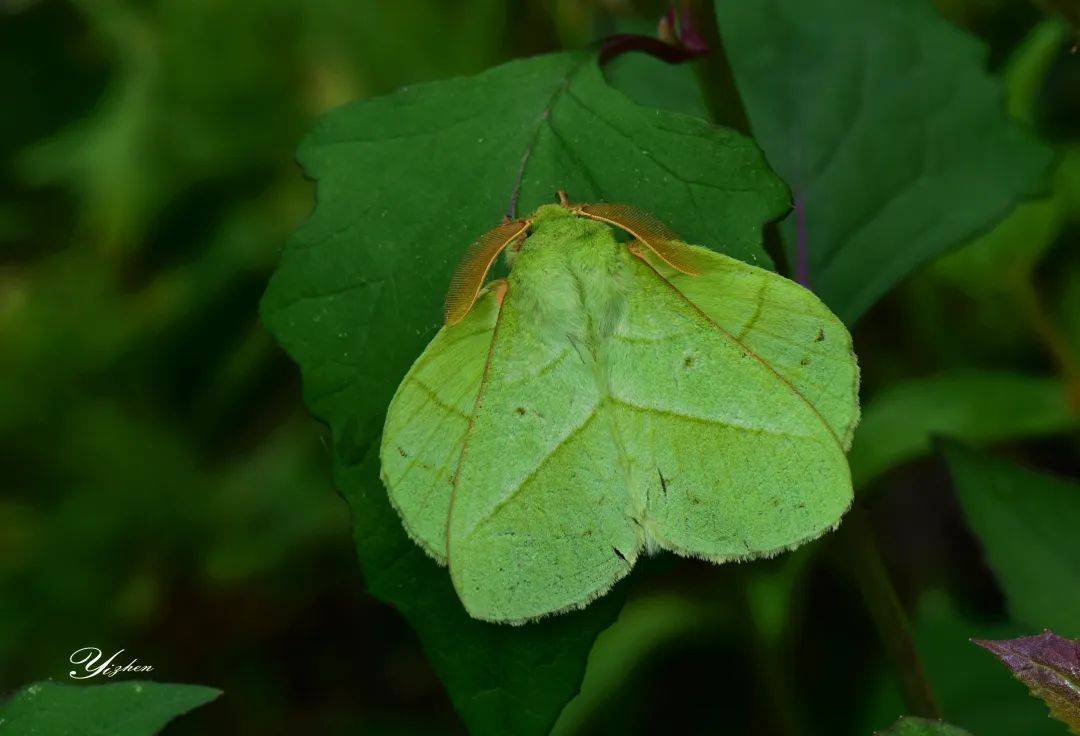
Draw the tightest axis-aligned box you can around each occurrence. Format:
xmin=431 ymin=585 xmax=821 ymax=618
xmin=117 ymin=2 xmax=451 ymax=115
xmin=380 ymin=195 xmax=859 ymax=624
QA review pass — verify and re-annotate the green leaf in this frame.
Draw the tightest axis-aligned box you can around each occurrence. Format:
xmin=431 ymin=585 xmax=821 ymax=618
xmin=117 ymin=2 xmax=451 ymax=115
xmin=551 ymin=593 xmax=711 ymax=736
xmin=975 ymin=631 xmax=1080 ymax=734
xmin=263 ymin=51 xmax=787 ymax=467
xmin=604 ymin=52 xmax=709 ymax=120
xmin=261 ymin=50 xmax=788 ymax=733
xmin=0 ymin=681 xmax=220 ymax=736
xmin=931 ymin=145 xmax=1079 ymax=295
xmin=942 ymin=443 xmax=1080 ymax=637
xmin=929 ymin=194 xmax=1064 ymax=294
xmin=877 ymin=716 xmax=975 ymax=736
xmin=714 ymin=0 xmax=1054 ymax=323
xmin=849 ymin=371 xmax=1076 ymax=488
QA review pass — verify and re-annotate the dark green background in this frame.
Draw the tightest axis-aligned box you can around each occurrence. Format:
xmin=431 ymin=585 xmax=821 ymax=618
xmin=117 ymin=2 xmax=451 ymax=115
xmin=2 ymin=1 xmax=1077 ymax=734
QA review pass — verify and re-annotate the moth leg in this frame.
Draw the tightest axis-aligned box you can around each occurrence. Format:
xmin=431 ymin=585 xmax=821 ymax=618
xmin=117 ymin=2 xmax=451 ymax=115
xmin=626 ymin=239 xmax=650 ymax=262
xmin=486 ymin=278 xmax=508 ymax=305
xmin=557 ymin=190 xmax=570 ymax=207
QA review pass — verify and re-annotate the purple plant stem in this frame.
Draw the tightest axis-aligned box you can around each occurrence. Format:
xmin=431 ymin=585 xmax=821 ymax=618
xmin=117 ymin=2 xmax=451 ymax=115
xmin=597 ymin=33 xmax=707 ymax=66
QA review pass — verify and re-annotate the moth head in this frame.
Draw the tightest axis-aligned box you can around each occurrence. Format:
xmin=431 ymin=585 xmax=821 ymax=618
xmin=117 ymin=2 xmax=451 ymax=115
xmin=442 ymin=198 xmax=572 ymax=326
xmin=444 ymin=195 xmax=701 ymax=325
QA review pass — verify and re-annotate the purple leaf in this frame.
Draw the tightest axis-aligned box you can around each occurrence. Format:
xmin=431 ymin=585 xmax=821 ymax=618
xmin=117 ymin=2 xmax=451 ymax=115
xmin=974 ymin=631 xmax=1080 ymax=734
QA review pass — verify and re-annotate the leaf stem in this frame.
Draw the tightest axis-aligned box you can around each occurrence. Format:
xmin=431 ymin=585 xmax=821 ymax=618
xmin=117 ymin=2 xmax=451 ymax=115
xmin=597 ymin=33 xmax=705 ymax=66
xmin=737 ymin=576 xmax=803 ymax=736
xmin=1012 ymin=276 xmax=1080 ymax=411
xmin=840 ymin=503 xmax=942 ymax=719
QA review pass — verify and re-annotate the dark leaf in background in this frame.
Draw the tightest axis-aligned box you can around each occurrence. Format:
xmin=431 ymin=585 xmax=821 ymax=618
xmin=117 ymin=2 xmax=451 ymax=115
xmin=864 ymin=595 xmax=1070 ymax=736
xmin=1032 ymin=1 xmax=1080 ymax=34
xmin=922 ymin=20 xmax=1080 ymax=373
xmin=877 ymin=715 xmax=975 ymax=735
xmin=849 ymin=371 xmax=1075 ymax=488
xmin=714 ymin=0 xmax=1054 ymax=323
xmin=974 ymin=631 xmax=1080 ymax=735
xmin=551 ymin=593 xmax=712 ymax=735
xmin=0 ymin=681 xmax=220 ymax=736
xmin=928 ymin=169 xmax=1069 ymax=300
xmin=261 ymin=50 xmax=787 ymax=735
xmin=942 ymin=442 xmax=1080 ymax=637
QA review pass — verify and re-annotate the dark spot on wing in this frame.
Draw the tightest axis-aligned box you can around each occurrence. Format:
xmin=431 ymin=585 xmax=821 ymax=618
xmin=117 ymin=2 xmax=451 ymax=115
xmin=397 ymin=447 xmax=408 ymax=457
xmin=800 ymin=357 xmax=811 ymax=366
xmin=515 ymin=407 xmax=527 ymax=416
xmin=657 ymin=468 xmax=669 ymax=495
xmin=567 ymin=333 xmax=588 ymax=363
xmin=612 ymin=547 xmax=628 ymax=563
xmin=815 ymin=328 xmax=825 ymax=342
xmin=683 ymin=355 xmax=694 ymax=369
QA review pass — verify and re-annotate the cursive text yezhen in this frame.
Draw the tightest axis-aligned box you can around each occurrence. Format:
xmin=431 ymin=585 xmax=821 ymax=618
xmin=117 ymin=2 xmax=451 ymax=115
xmin=69 ymin=647 xmax=154 ymax=680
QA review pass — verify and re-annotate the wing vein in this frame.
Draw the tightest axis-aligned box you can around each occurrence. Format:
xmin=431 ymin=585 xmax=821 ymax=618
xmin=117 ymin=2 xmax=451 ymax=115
xmin=638 ymin=261 xmax=844 ymax=448
xmin=404 ymin=375 xmax=470 ymax=420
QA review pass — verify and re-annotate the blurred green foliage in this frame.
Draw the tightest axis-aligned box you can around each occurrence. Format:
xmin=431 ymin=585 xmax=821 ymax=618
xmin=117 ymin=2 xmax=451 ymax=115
xmin=1 ymin=0 xmax=528 ymax=732
xmin=3 ymin=0 xmax=1079 ymax=734
xmin=714 ymin=0 xmax=1053 ymax=323
xmin=944 ymin=442 xmax=1080 ymax=637
xmin=864 ymin=593 xmax=1070 ymax=736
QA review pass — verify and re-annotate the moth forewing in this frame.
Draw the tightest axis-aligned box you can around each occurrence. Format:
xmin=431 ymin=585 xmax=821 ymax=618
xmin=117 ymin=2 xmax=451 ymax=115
xmin=381 ymin=284 xmax=505 ymax=562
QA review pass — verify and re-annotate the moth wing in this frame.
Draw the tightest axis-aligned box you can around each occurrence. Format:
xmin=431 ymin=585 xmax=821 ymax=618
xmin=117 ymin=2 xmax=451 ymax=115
xmin=380 ymin=286 xmax=502 ymax=562
xmin=447 ymin=288 xmax=638 ymax=624
xmin=637 ymin=245 xmax=860 ymax=449
xmin=607 ymin=255 xmax=854 ymax=561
